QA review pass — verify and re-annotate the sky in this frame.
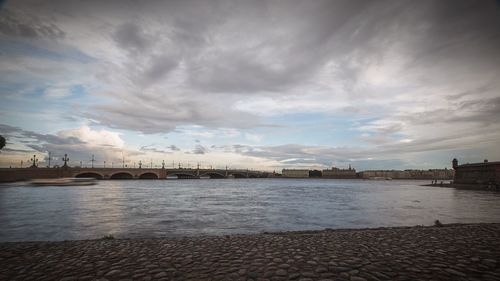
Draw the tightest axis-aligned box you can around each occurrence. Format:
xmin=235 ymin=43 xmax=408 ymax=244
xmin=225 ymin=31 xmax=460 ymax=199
xmin=0 ymin=0 xmax=499 ymax=171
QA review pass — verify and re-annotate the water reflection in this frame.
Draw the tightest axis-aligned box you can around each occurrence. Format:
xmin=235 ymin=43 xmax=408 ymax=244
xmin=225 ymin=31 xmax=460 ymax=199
xmin=0 ymin=179 xmax=499 ymax=241
xmin=72 ymin=181 xmax=128 ymax=240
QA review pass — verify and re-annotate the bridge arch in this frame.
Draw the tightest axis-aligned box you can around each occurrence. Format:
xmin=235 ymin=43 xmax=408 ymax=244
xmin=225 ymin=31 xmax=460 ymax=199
xmin=75 ymin=172 xmax=104 ymax=179
xmin=110 ymin=172 xmax=134 ymax=179
xmin=201 ymin=172 xmax=225 ymax=179
xmin=139 ymin=172 xmax=159 ymax=179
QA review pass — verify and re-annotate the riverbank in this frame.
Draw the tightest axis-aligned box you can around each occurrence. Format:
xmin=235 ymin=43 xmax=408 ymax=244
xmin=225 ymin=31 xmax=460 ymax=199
xmin=421 ymin=182 xmax=500 ymax=191
xmin=1 ymin=223 xmax=499 ymax=281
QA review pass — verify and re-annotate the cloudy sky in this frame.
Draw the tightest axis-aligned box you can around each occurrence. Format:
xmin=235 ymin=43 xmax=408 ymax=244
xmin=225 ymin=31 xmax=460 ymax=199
xmin=1 ymin=0 xmax=499 ymax=171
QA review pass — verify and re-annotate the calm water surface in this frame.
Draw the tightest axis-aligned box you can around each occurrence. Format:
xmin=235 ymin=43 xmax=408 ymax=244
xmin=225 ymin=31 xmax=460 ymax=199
xmin=0 ymin=179 xmax=499 ymax=242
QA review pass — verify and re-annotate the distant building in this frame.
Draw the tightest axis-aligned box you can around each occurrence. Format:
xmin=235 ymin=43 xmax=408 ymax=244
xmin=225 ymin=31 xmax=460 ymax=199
xmin=282 ymin=169 xmax=309 ymax=178
xmin=358 ymin=169 xmax=453 ymax=180
xmin=453 ymin=158 xmax=500 ymax=189
xmin=358 ymin=170 xmax=406 ymax=179
xmin=322 ymin=165 xmax=356 ymax=179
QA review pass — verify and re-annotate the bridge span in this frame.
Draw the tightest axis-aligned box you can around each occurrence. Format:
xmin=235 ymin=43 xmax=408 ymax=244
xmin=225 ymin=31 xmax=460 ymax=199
xmin=0 ymin=167 xmax=270 ymax=182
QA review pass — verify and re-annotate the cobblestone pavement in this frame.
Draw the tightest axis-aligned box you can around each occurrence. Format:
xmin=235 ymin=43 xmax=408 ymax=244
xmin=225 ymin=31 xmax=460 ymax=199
xmin=1 ymin=224 xmax=499 ymax=281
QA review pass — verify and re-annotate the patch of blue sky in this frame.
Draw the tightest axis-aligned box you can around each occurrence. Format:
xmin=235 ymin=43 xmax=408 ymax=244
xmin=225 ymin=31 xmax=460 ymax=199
xmin=70 ymin=85 xmax=86 ymax=97
xmin=0 ymin=82 xmax=32 ymax=98
xmin=0 ymin=88 xmax=86 ymax=133
xmin=0 ymin=39 xmax=94 ymax=63
xmin=0 ymin=109 xmax=78 ymax=135
xmin=22 ymin=86 xmax=45 ymax=99
xmin=6 ymin=84 xmax=84 ymax=101
xmin=350 ymin=116 xmax=380 ymax=127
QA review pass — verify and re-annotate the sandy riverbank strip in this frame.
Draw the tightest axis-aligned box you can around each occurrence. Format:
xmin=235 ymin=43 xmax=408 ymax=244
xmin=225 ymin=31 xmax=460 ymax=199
xmin=1 ymin=223 xmax=499 ymax=281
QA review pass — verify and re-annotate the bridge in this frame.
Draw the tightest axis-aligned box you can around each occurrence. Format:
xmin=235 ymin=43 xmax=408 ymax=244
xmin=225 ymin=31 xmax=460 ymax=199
xmin=0 ymin=166 xmax=270 ymax=182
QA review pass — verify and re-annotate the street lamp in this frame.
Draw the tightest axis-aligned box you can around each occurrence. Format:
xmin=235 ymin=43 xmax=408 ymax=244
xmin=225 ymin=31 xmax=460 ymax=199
xmin=30 ymin=155 xmax=38 ymax=168
xmin=62 ymin=154 xmax=69 ymax=168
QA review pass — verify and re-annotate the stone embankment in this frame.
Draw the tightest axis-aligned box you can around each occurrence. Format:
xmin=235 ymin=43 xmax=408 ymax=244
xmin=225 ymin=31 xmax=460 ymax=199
xmin=1 ymin=224 xmax=499 ymax=281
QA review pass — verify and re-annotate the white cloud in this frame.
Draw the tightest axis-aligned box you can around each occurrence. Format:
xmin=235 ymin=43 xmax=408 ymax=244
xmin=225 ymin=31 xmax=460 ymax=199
xmin=57 ymin=125 xmax=125 ymax=148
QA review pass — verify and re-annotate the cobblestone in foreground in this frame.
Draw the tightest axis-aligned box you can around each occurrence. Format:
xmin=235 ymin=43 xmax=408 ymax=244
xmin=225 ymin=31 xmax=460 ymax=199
xmin=1 ymin=224 xmax=500 ymax=281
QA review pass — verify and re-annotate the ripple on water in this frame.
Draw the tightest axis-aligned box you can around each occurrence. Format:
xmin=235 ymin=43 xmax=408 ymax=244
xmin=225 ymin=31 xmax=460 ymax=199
xmin=0 ymin=179 xmax=499 ymax=241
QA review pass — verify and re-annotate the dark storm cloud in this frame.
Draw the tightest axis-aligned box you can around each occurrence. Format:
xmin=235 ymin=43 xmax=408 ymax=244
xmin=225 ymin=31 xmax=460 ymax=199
xmin=0 ymin=124 xmax=85 ymax=146
xmin=143 ymin=55 xmax=179 ymax=83
xmin=113 ymin=22 xmax=151 ymax=52
xmin=0 ymin=124 xmax=20 ymax=134
xmin=192 ymin=145 xmax=208 ymax=155
xmin=402 ymin=96 xmax=500 ymax=126
xmin=187 ymin=0 xmax=373 ymax=93
xmin=139 ymin=145 xmax=169 ymax=154
xmin=2 ymin=147 xmax=34 ymax=153
xmin=0 ymin=8 xmax=65 ymax=40
xmin=140 ymin=144 xmax=183 ymax=153
xmin=169 ymin=145 xmax=181 ymax=151
xmin=88 ymin=96 xmax=261 ymax=134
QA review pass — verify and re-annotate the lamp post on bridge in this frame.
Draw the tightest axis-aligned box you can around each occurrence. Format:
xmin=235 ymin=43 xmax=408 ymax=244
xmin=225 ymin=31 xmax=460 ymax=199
xmin=91 ymin=154 xmax=95 ymax=168
xmin=162 ymin=160 xmax=165 ymax=169
xmin=138 ymin=160 xmax=142 ymax=169
xmin=104 ymin=161 xmax=106 ymax=168
xmin=30 ymin=155 xmax=38 ymax=168
xmin=62 ymin=154 xmax=69 ymax=168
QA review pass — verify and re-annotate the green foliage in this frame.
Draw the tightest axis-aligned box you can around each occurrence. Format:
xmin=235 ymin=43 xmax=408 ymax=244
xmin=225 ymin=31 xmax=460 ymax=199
xmin=434 ymin=220 xmax=443 ymax=227
xmin=101 ymin=234 xmax=115 ymax=240
xmin=0 ymin=135 xmax=5 ymax=150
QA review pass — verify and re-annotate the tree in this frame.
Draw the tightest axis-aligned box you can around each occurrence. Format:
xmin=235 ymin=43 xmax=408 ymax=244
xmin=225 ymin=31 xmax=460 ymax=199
xmin=0 ymin=135 xmax=5 ymax=150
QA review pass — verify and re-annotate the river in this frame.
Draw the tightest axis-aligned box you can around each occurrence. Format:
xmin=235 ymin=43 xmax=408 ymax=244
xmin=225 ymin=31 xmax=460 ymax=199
xmin=0 ymin=178 xmax=499 ymax=242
